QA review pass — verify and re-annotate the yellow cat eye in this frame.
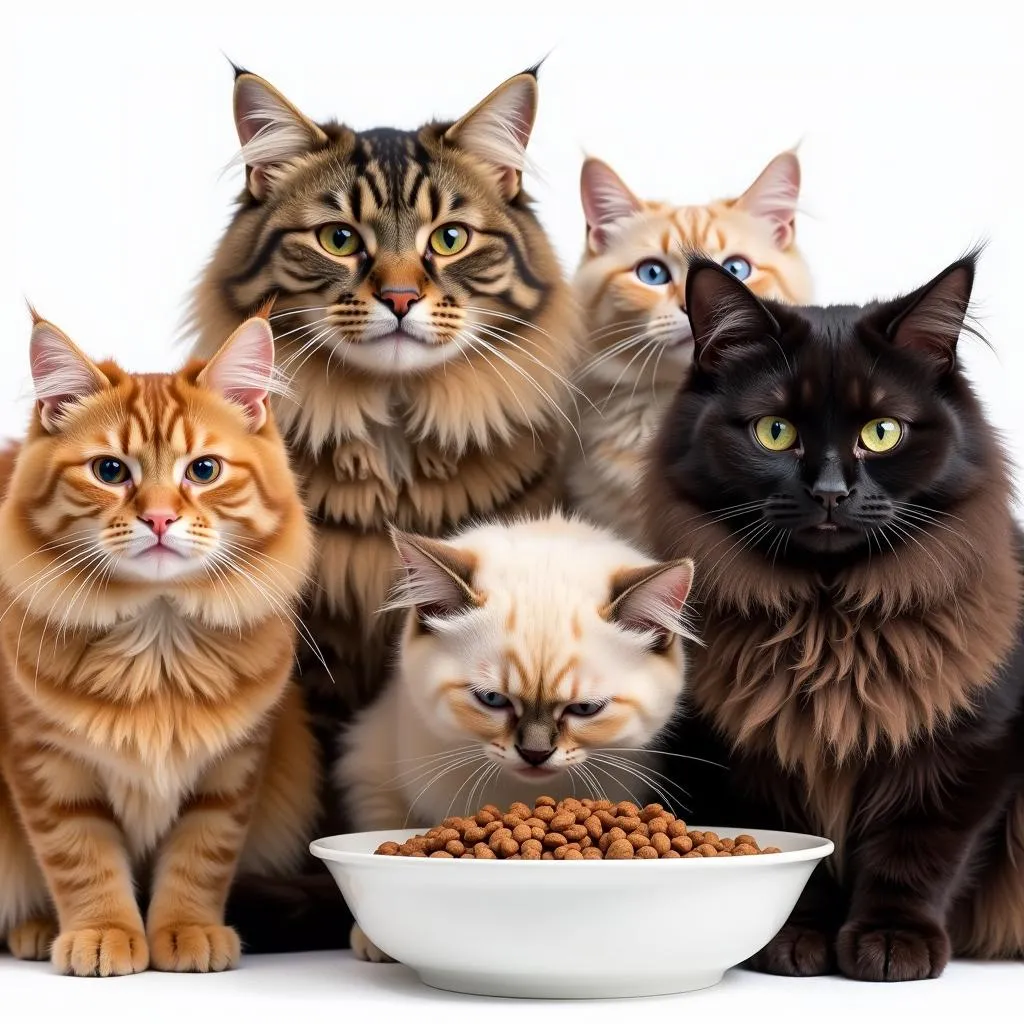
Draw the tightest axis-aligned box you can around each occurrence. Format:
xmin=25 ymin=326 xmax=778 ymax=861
xmin=754 ymin=416 xmax=798 ymax=452
xmin=859 ymin=418 xmax=903 ymax=454
xmin=429 ymin=224 xmax=470 ymax=257
xmin=317 ymin=223 xmax=363 ymax=257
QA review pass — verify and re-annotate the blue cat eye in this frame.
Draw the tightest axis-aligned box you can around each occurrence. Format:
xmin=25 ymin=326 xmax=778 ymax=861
xmin=722 ymin=255 xmax=752 ymax=281
xmin=476 ymin=690 xmax=512 ymax=710
xmin=92 ymin=457 xmax=130 ymax=485
xmin=635 ymin=260 xmax=671 ymax=286
xmin=565 ymin=700 xmax=604 ymax=717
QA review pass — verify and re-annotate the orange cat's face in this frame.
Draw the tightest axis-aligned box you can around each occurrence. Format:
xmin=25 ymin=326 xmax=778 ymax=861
xmin=0 ymin=316 xmax=311 ymax=628
xmin=574 ymin=153 xmax=813 ymax=375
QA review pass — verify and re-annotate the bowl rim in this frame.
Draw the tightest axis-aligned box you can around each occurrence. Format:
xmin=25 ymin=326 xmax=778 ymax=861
xmin=310 ymin=825 xmax=834 ymax=867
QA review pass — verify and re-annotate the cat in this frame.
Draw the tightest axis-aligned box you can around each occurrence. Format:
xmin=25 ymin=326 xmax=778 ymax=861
xmin=336 ymin=511 xmax=695 ymax=960
xmin=189 ymin=65 xmax=580 ymax=951
xmin=567 ymin=151 xmax=812 ymax=546
xmin=0 ymin=312 xmax=319 ymax=976
xmin=644 ymin=249 xmax=1024 ymax=981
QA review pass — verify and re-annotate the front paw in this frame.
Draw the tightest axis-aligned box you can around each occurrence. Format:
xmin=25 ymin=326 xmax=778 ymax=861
xmin=837 ymin=917 xmax=949 ymax=981
xmin=52 ymin=926 xmax=149 ymax=977
xmin=8 ymin=917 xmax=58 ymax=961
xmin=351 ymin=923 xmax=394 ymax=963
xmin=149 ymin=924 xmax=240 ymax=973
xmin=747 ymin=924 xmax=835 ymax=976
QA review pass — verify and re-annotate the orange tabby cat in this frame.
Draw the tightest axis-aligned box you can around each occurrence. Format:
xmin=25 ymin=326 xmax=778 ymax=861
xmin=567 ymin=152 xmax=813 ymax=546
xmin=0 ymin=313 xmax=318 ymax=976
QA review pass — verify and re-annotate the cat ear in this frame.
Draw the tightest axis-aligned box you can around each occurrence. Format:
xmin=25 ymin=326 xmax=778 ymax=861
xmin=444 ymin=71 xmax=538 ymax=200
xmin=604 ymin=558 xmax=696 ymax=649
xmin=685 ymin=255 xmax=779 ymax=369
xmin=735 ymin=150 xmax=801 ymax=249
xmin=197 ymin=315 xmax=278 ymax=430
xmin=233 ymin=71 xmax=328 ymax=200
xmin=388 ymin=530 xmax=484 ymax=622
xmin=885 ymin=254 xmax=977 ymax=374
xmin=29 ymin=315 xmax=109 ymax=432
xmin=580 ymin=158 xmax=643 ymax=253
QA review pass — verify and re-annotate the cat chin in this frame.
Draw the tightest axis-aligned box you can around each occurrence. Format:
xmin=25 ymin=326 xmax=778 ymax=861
xmin=111 ymin=548 xmax=208 ymax=583
xmin=329 ymin=333 xmax=467 ymax=375
xmin=788 ymin=524 xmax=867 ymax=554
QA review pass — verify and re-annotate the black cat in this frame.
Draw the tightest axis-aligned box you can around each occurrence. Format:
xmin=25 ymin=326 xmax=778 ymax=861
xmin=646 ymin=251 xmax=1024 ymax=980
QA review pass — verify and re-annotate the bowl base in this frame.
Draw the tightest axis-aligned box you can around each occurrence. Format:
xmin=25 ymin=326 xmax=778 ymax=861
xmin=417 ymin=967 xmax=725 ymax=999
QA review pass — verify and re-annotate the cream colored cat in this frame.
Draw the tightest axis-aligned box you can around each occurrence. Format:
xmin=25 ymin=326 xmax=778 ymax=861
xmin=336 ymin=512 xmax=694 ymax=961
xmin=567 ymin=152 xmax=813 ymax=547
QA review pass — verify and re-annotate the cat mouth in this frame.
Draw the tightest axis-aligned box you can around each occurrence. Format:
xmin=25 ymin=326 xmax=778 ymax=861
xmin=514 ymin=764 xmax=560 ymax=779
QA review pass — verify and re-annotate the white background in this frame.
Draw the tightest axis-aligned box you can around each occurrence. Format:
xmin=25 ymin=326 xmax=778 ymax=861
xmin=3 ymin=0 xmax=1023 ymax=1013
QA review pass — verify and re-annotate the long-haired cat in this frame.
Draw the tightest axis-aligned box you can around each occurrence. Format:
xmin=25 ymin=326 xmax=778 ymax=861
xmin=337 ymin=512 xmax=694 ymax=960
xmin=0 ymin=313 xmax=318 ymax=976
xmin=645 ymin=251 xmax=1024 ymax=981
xmin=190 ymin=65 xmax=579 ymax=951
xmin=567 ymin=152 xmax=812 ymax=546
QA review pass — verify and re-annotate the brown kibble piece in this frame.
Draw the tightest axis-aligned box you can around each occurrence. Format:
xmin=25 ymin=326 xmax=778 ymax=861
xmin=627 ymin=832 xmax=650 ymax=850
xmin=667 ymin=820 xmax=688 ymax=838
xmin=509 ymin=802 xmax=532 ymax=819
xmin=647 ymin=817 xmax=669 ymax=835
xmin=592 ymin=799 xmax=614 ymax=811
xmin=683 ymin=851 xmax=703 ymax=858
xmin=430 ymin=850 xmax=454 ymax=858
xmin=541 ymin=851 xmax=554 ymax=860
xmin=636 ymin=845 xmax=658 ymax=859
xmin=735 ymin=835 xmax=758 ymax=848
xmin=585 ymin=815 xmax=603 ymax=841
xmin=697 ymin=844 xmax=719 ymax=857
xmin=762 ymin=847 xmax=782 ymax=854
xmin=719 ymin=838 xmax=735 ymax=851
xmin=407 ymin=850 xmax=427 ymax=857
xmin=717 ymin=851 xmax=732 ymax=857
xmin=489 ymin=827 xmax=513 ymax=848
xmin=542 ymin=832 xmax=567 ymax=849
xmin=441 ymin=817 xmax=463 ymax=829
xmin=596 ymin=810 xmax=618 ymax=829
xmin=641 ymin=803 xmax=664 ymax=822
xmin=482 ymin=805 xmax=501 ymax=817
xmin=475 ymin=811 xmax=495 ymax=825
xmin=671 ymin=836 xmax=694 ymax=854
xmin=446 ymin=840 xmax=466 ymax=857
xmin=574 ymin=807 xmax=591 ymax=824
xmin=474 ymin=843 xmax=496 ymax=859
xmin=616 ymin=801 xmax=640 ymax=817
xmin=376 ymin=841 xmax=400 ymax=856
xmin=617 ymin=816 xmax=642 ymax=833
xmin=563 ymin=824 xmax=587 ymax=842
xmin=535 ymin=796 xmax=557 ymax=807
xmin=521 ymin=839 xmax=543 ymax=859
xmin=498 ymin=838 xmax=520 ymax=857
xmin=484 ymin=821 xmax=503 ymax=836
xmin=702 ymin=832 xmax=720 ymax=844
xmin=512 ymin=823 xmax=532 ymax=843
xmin=606 ymin=838 xmax=635 ymax=859
xmin=503 ymin=814 xmax=523 ymax=829
xmin=535 ymin=805 xmax=555 ymax=823
xmin=552 ymin=845 xmax=570 ymax=860
xmin=663 ymin=850 xmax=681 ymax=859
xmin=687 ymin=831 xmax=705 ymax=844
xmin=583 ymin=847 xmax=603 ymax=859
xmin=549 ymin=812 xmax=575 ymax=832
xmin=531 ymin=826 xmax=546 ymax=841
xmin=524 ymin=817 xmax=546 ymax=830
xmin=463 ymin=826 xmax=486 ymax=844
xmin=563 ymin=848 xmax=584 ymax=860
xmin=651 ymin=833 xmax=671 ymax=856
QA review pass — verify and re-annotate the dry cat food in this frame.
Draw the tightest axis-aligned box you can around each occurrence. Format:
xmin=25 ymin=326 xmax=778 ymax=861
xmin=373 ymin=798 xmax=784 ymax=860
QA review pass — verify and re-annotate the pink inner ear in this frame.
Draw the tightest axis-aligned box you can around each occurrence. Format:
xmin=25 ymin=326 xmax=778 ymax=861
xmin=580 ymin=159 xmax=643 ymax=238
xmin=739 ymin=152 xmax=801 ymax=249
xmin=200 ymin=317 xmax=275 ymax=427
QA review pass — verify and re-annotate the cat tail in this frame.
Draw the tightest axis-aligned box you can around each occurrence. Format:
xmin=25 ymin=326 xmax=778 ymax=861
xmin=225 ymin=870 xmax=354 ymax=953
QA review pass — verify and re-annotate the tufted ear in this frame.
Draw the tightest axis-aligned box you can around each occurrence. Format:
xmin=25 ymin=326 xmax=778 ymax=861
xmin=685 ymin=255 xmax=779 ymax=370
xmin=233 ymin=70 xmax=328 ymax=199
xmin=29 ymin=315 xmax=109 ymax=432
xmin=885 ymin=254 xmax=978 ymax=375
xmin=444 ymin=70 xmax=538 ymax=200
xmin=580 ymin=157 xmax=643 ymax=253
xmin=387 ymin=530 xmax=483 ymax=624
xmin=735 ymin=150 xmax=802 ymax=249
xmin=198 ymin=315 xmax=279 ymax=430
xmin=604 ymin=558 xmax=696 ymax=650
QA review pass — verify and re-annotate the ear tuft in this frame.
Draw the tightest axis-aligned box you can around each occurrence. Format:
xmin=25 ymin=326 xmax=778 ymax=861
xmin=735 ymin=150 xmax=801 ymax=249
xmin=29 ymin=318 xmax=108 ymax=432
xmin=198 ymin=316 xmax=288 ymax=430
xmin=444 ymin=73 xmax=538 ymax=200
xmin=605 ymin=558 xmax=697 ymax=650
xmin=580 ymin=158 xmax=643 ymax=252
xmin=385 ymin=530 xmax=483 ymax=625
xmin=232 ymin=73 xmax=328 ymax=199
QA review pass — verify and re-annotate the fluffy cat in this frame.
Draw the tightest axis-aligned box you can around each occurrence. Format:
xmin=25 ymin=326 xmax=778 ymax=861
xmin=191 ymin=65 xmax=579 ymax=951
xmin=567 ymin=152 xmax=812 ymax=546
xmin=0 ymin=313 xmax=318 ymax=976
xmin=337 ymin=512 xmax=695 ymax=960
xmin=645 ymin=251 xmax=1024 ymax=980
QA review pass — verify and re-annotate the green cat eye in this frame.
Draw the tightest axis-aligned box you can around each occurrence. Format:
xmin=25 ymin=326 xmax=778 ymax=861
xmin=429 ymin=224 xmax=470 ymax=257
xmin=318 ymin=223 xmax=363 ymax=257
xmin=92 ymin=457 xmax=130 ymax=485
xmin=754 ymin=416 xmax=798 ymax=452
xmin=859 ymin=418 xmax=903 ymax=454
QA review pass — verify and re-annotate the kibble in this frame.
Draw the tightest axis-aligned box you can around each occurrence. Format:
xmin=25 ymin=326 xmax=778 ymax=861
xmin=373 ymin=797 xmax=785 ymax=860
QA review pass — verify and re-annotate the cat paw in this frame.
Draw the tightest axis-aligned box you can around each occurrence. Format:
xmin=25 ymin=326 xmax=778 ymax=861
xmin=746 ymin=924 xmax=835 ymax=976
xmin=149 ymin=923 xmax=241 ymax=973
xmin=836 ymin=917 xmax=949 ymax=981
xmin=7 ymin=917 xmax=58 ymax=960
xmin=351 ymin=923 xmax=394 ymax=963
xmin=52 ymin=926 xmax=149 ymax=977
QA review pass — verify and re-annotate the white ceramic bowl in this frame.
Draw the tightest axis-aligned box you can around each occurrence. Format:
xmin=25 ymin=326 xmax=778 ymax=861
xmin=311 ymin=826 xmax=833 ymax=999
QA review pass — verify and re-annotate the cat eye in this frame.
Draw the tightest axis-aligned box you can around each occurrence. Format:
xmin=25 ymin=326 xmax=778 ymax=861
xmin=564 ymin=701 xmax=604 ymax=718
xmin=635 ymin=260 xmax=670 ymax=286
xmin=185 ymin=457 xmax=222 ymax=484
xmin=92 ymin=457 xmax=130 ymax=485
xmin=859 ymin=418 xmax=903 ymax=454
xmin=317 ymin=223 xmax=363 ymax=257
xmin=754 ymin=416 xmax=799 ymax=452
xmin=475 ymin=690 xmax=511 ymax=710
xmin=429 ymin=224 xmax=470 ymax=257
xmin=722 ymin=255 xmax=752 ymax=281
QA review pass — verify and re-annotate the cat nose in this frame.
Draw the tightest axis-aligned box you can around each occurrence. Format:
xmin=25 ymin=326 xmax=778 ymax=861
xmin=808 ymin=458 xmax=851 ymax=509
xmin=376 ymin=286 xmax=422 ymax=319
xmin=140 ymin=510 xmax=179 ymax=537
xmin=515 ymin=745 xmax=556 ymax=767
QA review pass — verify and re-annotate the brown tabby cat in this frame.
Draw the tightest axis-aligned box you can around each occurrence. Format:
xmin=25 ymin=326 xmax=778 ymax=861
xmin=0 ymin=313 xmax=318 ymax=976
xmin=190 ymin=65 xmax=579 ymax=950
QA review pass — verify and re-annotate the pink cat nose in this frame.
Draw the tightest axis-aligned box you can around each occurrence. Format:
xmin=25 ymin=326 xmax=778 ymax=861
xmin=376 ymin=287 xmax=422 ymax=319
xmin=140 ymin=510 xmax=178 ymax=537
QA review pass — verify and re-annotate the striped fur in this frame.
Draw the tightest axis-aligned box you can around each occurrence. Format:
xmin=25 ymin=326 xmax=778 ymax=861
xmin=567 ymin=152 xmax=812 ymax=548
xmin=0 ymin=321 xmax=318 ymax=976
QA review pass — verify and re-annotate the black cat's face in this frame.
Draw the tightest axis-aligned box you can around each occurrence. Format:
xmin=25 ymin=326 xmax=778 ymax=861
xmin=658 ymin=253 xmax=984 ymax=565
